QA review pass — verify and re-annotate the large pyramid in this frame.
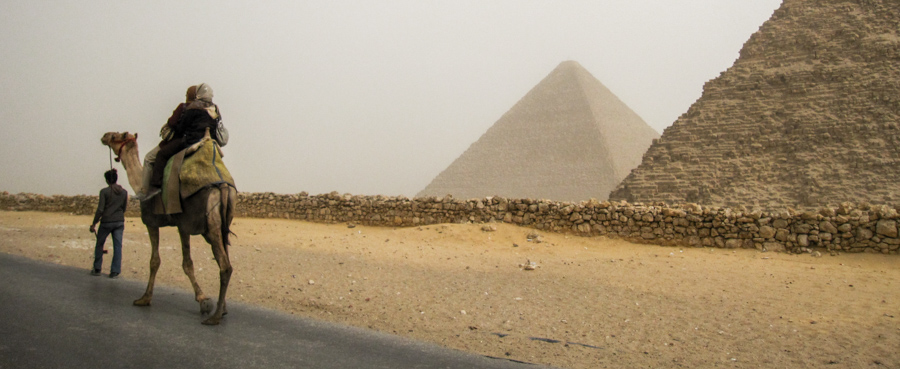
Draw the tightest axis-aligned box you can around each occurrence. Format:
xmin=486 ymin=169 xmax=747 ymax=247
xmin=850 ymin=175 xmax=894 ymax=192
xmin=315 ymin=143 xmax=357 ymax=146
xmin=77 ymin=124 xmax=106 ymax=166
xmin=610 ymin=0 xmax=900 ymax=210
xmin=418 ymin=61 xmax=659 ymax=202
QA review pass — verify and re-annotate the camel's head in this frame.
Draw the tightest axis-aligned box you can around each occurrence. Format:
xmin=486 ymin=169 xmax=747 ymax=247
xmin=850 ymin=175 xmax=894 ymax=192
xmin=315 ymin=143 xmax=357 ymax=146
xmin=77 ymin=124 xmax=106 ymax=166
xmin=101 ymin=131 xmax=138 ymax=147
xmin=101 ymin=132 xmax=139 ymax=161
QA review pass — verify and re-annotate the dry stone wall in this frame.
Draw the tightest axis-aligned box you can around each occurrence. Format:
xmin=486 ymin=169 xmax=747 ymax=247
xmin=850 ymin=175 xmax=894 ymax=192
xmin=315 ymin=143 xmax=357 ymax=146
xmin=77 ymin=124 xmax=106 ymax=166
xmin=0 ymin=192 xmax=142 ymax=217
xmin=3 ymin=191 xmax=898 ymax=255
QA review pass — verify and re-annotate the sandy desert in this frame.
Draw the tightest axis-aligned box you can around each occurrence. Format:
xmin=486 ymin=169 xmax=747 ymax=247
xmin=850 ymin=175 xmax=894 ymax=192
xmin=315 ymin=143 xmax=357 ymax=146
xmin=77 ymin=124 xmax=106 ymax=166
xmin=1 ymin=210 xmax=898 ymax=368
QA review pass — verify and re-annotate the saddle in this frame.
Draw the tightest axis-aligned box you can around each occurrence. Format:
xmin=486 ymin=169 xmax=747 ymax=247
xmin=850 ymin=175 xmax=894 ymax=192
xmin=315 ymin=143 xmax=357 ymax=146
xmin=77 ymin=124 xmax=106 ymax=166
xmin=153 ymin=134 xmax=236 ymax=215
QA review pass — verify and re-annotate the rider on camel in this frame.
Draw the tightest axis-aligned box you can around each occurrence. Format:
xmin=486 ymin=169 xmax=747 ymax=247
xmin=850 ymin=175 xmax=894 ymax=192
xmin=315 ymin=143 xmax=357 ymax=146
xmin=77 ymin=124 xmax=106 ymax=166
xmin=139 ymin=85 xmax=196 ymax=200
xmin=145 ymin=83 xmax=223 ymax=200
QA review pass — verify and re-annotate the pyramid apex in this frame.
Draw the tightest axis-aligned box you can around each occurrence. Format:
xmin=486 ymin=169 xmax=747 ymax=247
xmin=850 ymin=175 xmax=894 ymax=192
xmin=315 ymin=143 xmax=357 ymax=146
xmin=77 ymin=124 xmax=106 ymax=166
xmin=557 ymin=60 xmax=583 ymax=69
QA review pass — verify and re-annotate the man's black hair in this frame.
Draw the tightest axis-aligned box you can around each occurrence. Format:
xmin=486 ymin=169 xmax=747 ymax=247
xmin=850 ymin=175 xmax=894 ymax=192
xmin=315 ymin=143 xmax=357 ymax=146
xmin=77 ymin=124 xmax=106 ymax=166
xmin=104 ymin=169 xmax=118 ymax=185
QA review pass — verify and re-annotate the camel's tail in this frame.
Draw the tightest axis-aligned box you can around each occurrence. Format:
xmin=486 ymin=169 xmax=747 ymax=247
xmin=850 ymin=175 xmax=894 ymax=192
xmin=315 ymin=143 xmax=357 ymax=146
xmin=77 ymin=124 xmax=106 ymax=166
xmin=220 ymin=183 xmax=231 ymax=248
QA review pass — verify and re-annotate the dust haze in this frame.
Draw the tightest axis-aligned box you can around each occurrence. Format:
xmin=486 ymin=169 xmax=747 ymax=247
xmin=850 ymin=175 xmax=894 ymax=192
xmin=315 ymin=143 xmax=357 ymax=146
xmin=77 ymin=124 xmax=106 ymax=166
xmin=0 ymin=1 xmax=781 ymax=197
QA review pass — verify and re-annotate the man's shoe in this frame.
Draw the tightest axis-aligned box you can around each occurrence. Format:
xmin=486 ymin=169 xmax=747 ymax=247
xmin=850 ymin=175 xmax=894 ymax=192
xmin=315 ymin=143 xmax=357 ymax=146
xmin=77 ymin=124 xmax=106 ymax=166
xmin=90 ymin=269 xmax=101 ymax=276
xmin=109 ymin=272 xmax=120 ymax=279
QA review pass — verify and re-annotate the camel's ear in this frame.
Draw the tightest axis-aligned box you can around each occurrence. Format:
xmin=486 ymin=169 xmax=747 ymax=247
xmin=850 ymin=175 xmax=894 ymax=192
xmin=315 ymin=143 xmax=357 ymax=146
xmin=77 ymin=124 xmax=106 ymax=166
xmin=135 ymin=132 xmax=138 ymax=139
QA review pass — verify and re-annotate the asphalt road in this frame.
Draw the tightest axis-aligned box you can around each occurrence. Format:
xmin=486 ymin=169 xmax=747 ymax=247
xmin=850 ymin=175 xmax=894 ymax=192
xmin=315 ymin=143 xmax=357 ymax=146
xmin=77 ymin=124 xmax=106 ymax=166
xmin=0 ymin=253 xmax=554 ymax=369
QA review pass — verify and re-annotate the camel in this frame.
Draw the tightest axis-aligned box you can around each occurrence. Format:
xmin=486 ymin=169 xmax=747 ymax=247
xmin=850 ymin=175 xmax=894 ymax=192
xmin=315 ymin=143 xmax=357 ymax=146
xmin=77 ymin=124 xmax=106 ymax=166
xmin=100 ymin=131 xmax=236 ymax=325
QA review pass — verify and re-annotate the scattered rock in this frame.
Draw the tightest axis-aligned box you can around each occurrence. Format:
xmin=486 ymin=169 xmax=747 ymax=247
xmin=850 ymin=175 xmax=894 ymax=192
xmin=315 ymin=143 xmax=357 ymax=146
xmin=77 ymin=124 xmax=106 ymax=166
xmin=526 ymin=231 xmax=544 ymax=244
xmin=519 ymin=259 xmax=539 ymax=271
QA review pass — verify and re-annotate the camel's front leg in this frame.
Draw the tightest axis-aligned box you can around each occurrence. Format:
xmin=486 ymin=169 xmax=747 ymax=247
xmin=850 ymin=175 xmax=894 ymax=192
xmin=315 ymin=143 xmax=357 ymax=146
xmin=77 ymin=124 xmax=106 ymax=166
xmin=201 ymin=231 xmax=232 ymax=325
xmin=178 ymin=228 xmax=212 ymax=315
xmin=133 ymin=225 xmax=161 ymax=306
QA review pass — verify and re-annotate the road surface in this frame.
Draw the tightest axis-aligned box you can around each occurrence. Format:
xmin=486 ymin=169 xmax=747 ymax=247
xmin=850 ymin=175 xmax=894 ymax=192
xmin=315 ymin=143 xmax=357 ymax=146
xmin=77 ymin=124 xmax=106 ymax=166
xmin=0 ymin=253 xmax=553 ymax=369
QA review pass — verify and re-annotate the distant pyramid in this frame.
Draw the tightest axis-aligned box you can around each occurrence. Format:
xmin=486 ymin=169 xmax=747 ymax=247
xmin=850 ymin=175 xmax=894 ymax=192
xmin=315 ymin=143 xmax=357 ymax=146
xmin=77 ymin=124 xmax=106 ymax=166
xmin=609 ymin=0 xmax=900 ymax=210
xmin=418 ymin=61 xmax=659 ymax=202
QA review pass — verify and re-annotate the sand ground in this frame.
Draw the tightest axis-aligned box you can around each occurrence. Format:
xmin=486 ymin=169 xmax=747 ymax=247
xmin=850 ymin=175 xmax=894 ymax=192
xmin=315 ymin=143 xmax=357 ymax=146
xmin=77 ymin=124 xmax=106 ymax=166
xmin=1 ymin=210 xmax=898 ymax=368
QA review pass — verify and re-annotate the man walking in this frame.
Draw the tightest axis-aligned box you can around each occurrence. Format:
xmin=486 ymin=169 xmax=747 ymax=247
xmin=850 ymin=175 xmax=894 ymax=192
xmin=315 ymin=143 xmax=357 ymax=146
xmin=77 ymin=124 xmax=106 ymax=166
xmin=90 ymin=169 xmax=128 ymax=278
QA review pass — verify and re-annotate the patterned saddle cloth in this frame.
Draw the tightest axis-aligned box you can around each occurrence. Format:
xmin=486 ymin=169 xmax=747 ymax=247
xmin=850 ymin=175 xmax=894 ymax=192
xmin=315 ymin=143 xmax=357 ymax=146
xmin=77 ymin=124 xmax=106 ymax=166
xmin=153 ymin=139 xmax=235 ymax=215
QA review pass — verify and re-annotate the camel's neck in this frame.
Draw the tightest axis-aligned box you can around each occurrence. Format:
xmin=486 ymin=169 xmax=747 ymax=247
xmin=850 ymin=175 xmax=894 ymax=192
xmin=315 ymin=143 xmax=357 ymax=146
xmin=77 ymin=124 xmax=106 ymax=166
xmin=116 ymin=144 xmax=145 ymax=194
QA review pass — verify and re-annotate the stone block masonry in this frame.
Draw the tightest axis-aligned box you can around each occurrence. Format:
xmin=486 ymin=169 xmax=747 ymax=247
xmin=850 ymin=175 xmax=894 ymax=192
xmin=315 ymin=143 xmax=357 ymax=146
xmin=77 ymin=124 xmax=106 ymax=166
xmin=3 ymin=190 xmax=898 ymax=255
xmin=610 ymin=0 xmax=900 ymax=210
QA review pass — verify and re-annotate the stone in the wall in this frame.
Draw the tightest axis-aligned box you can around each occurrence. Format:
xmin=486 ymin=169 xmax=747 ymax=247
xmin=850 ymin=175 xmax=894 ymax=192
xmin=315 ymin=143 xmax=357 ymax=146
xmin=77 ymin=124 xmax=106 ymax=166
xmin=876 ymin=220 xmax=898 ymax=238
xmin=759 ymin=226 xmax=776 ymax=238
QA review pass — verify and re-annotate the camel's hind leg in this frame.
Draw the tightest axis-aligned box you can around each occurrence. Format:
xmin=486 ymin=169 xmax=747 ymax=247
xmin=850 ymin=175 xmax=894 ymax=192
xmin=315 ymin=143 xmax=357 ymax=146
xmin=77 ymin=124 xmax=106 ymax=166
xmin=178 ymin=228 xmax=212 ymax=315
xmin=201 ymin=232 xmax=232 ymax=325
xmin=133 ymin=226 xmax=161 ymax=306
xmin=201 ymin=188 xmax=233 ymax=325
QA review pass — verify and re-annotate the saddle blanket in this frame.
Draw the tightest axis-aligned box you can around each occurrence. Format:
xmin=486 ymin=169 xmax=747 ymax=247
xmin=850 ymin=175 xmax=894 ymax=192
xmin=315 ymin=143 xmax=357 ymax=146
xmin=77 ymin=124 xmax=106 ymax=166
xmin=154 ymin=139 xmax=235 ymax=215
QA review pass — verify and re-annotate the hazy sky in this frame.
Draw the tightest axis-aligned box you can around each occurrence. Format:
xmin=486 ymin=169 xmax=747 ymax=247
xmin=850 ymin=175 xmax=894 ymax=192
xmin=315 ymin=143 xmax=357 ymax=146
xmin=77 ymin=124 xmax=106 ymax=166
xmin=0 ymin=0 xmax=782 ymax=197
